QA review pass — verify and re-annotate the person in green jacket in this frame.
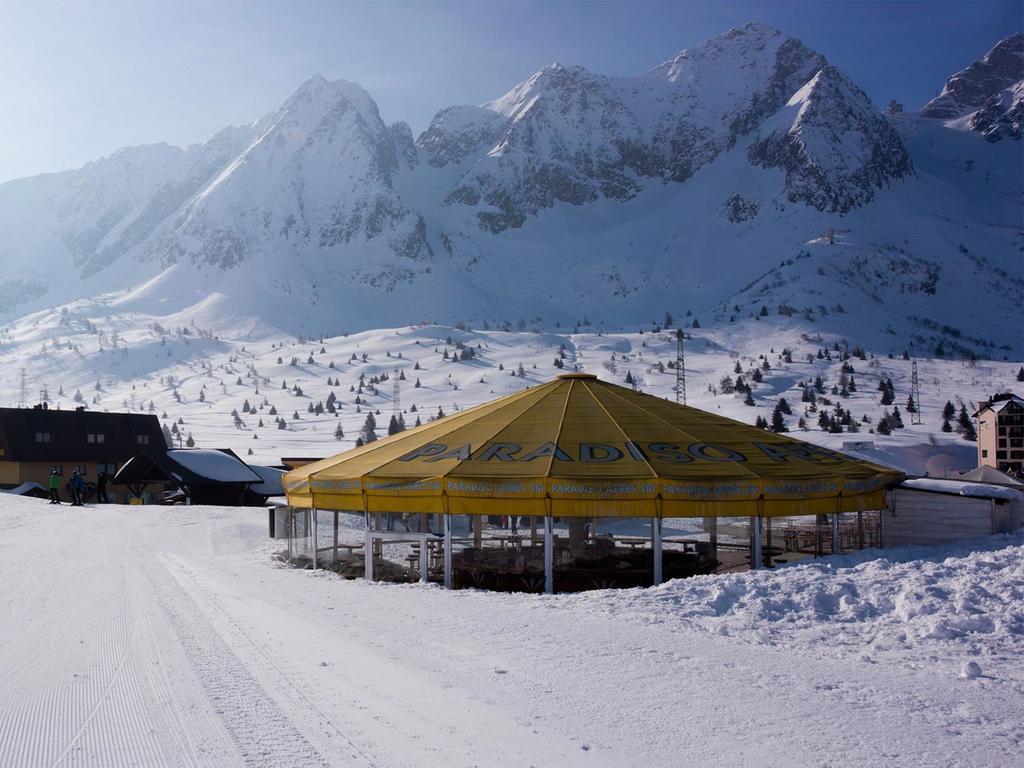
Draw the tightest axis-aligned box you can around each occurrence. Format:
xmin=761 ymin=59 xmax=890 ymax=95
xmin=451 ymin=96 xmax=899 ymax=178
xmin=48 ymin=469 xmax=61 ymax=504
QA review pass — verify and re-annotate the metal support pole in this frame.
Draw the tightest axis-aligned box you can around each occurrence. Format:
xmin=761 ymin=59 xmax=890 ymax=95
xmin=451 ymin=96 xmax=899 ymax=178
xmin=750 ymin=515 xmax=762 ymax=570
xmin=333 ymin=510 xmax=339 ymax=562
xmin=312 ymin=508 xmax=318 ymax=569
xmin=364 ymin=511 xmax=373 ymax=582
xmin=443 ymin=514 xmax=453 ymax=589
xmin=419 ymin=537 xmax=428 ymax=583
xmin=651 ymin=515 xmax=663 ymax=585
xmin=544 ymin=514 xmax=554 ymax=594
xmin=831 ymin=512 xmax=841 ymax=554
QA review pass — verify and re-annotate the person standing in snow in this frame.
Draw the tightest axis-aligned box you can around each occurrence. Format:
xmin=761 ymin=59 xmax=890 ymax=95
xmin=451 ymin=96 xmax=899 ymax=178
xmin=69 ymin=470 xmax=84 ymax=506
xmin=48 ymin=469 xmax=61 ymax=504
xmin=96 ymin=471 xmax=109 ymax=504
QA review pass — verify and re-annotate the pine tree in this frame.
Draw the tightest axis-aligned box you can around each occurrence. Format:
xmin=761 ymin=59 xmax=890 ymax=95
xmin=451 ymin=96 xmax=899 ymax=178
xmin=876 ymin=417 xmax=891 ymax=436
xmin=777 ymin=397 xmax=791 ymax=415
xmin=1017 ymin=366 xmax=1024 ymax=382
xmin=743 ymin=391 xmax=755 ymax=406
xmin=388 ymin=415 xmax=401 ymax=435
xmin=943 ymin=400 xmax=956 ymax=420
xmin=890 ymin=407 xmax=904 ymax=429
xmin=770 ymin=404 xmax=788 ymax=432
xmin=957 ymin=405 xmax=977 ymax=441
xmin=906 ymin=394 xmax=917 ymax=414
xmin=334 ymin=423 xmax=344 ymax=441
xmin=360 ymin=413 xmax=378 ymax=443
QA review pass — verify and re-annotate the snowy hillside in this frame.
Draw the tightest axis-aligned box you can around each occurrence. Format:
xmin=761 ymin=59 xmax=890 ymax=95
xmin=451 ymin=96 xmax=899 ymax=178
xmin=0 ymin=23 xmax=1018 ymax=354
xmin=2 ymin=303 xmax=1018 ymax=475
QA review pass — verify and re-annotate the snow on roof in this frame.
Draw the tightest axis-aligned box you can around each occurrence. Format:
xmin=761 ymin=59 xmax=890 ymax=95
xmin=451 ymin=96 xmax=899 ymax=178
xmin=977 ymin=394 xmax=1024 ymax=415
xmin=248 ymin=465 xmax=285 ymax=496
xmin=165 ymin=450 xmax=261 ymax=483
xmin=0 ymin=482 xmax=47 ymax=496
xmin=959 ymin=465 xmax=1024 ymax=487
xmin=899 ymin=478 xmax=1024 ymax=501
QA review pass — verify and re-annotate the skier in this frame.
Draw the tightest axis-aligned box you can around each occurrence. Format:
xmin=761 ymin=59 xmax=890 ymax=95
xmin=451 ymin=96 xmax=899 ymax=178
xmin=69 ymin=470 xmax=84 ymax=506
xmin=48 ymin=469 xmax=61 ymax=504
xmin=96 ymin=471 xmax=109 ymax=504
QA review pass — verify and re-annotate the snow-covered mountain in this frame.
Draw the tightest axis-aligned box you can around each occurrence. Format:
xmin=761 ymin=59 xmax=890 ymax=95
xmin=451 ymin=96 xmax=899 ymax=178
xmin=0 ymin=22 xmax=1020 ymax=359
xmin=921 ymin=33 xmax=1023 ymax=120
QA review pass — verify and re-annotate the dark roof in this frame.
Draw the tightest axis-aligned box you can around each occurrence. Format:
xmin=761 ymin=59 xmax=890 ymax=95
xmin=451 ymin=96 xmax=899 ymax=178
xmin=0 ymin=407 xmax=165 ymax=462
xmin=975 ymin=392 xmax=1024 ymax=416
xmin=115 ymin=448 xmax=260 ymax=487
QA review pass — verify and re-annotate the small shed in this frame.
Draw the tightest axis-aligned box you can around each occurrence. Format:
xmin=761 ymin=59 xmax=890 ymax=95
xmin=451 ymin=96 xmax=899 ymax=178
xmin=115 ymin=449 xmax=262 ymax=505
xmin=882 ymin=478 xmax=1024 ymax=547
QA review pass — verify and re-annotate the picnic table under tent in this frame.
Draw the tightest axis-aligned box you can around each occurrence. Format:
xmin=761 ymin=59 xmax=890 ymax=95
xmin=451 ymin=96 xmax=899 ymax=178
xmin=283 ymin=373 xmax=904 ymax=593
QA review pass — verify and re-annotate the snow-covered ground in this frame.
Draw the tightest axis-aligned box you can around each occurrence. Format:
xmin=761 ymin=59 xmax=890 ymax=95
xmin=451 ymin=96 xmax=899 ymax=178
xmin=2 ymin=314 xmax=1016 ymax=476
xmin=1 ymin=495 xmax=1021 ymax=767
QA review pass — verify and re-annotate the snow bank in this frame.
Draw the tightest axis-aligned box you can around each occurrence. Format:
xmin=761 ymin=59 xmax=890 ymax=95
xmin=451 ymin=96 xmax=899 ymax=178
xmin=565 ymin=531 xmax=1024 ymax=660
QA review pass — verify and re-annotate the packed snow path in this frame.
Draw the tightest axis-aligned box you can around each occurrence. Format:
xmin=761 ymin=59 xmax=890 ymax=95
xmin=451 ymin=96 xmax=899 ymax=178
xmin=0 ymin=497 xmax=1021 ymax=767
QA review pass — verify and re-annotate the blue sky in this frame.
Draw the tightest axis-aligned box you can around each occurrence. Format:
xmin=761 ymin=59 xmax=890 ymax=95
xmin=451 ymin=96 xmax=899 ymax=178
xmin=1 ymin=0 xmax=1019 ymax=183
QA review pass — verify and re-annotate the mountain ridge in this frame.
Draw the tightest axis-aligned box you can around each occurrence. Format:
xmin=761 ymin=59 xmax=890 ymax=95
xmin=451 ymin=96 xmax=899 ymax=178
xmin=0 ymin=24 xmax=1019 ymax=359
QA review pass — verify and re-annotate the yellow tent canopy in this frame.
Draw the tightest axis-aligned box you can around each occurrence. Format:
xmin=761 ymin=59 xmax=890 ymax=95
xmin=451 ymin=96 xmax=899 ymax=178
xmin=283 ymin=373 xmax=903 ymax=518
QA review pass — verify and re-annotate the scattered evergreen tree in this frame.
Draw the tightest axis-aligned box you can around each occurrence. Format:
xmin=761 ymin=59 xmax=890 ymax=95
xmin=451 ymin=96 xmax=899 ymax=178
xmin=360 ymin=413 xmax=378 ymax=443
xmin=334 ymin=423 xmax=344 ymax=441
xmin=770 ymin=404 xmax=788 ymax=432
xmin=890 ymin=406 xmax=904 ymax=429
xmin=743 ymin=391 xmax=755 ymax=406
xmin=957 ymin=404 xmax=977 ymax=441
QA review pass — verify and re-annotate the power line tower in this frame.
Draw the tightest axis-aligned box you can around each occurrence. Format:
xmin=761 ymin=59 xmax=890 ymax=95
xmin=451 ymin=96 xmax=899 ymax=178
xmin=910 ymin=359 xmax=922 ymax=425
xmin=675 ymin=329 xmax=687 ymax=405
xmin=392 ymin=368 xmax=401 ymax=417
xmin=16 ymin=368 xmax=29 ymax=408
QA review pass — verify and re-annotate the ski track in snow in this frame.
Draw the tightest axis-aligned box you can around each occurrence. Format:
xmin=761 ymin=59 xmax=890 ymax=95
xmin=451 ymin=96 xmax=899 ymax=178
xmin=0 ymin=497 xmax=1022 ymax=767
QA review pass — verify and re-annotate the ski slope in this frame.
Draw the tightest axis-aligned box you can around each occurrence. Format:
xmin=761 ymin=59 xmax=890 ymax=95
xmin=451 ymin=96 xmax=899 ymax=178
xmin=0 ymin=496 xmax=1021 ymax=767
xmin=1 ymin=314 xmax=1016 ymax=476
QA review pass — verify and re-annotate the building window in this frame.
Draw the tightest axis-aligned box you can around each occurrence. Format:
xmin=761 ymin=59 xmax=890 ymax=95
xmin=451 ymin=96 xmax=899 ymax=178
xmin=98 ymin=463 xmax=117 ymax=477
xmin=34 ymin=432 xmax=51 ymax=443
xmin=999 ymin=440 xmax=1007 ymax=448
xmin=997 ymin=451 xmax=1007 ymax=460
xmin=1012 ymin=451 xmax=1024 ymax=460
xmin=86 ymin=433 xmax=106 ymax=444
xmin=74 ymin=465 xmax=87 ymax=476
xmin=136 ymin=434 xmax=150 ymax=445
xmin=981 ymin=450 xmax=988 ymax=458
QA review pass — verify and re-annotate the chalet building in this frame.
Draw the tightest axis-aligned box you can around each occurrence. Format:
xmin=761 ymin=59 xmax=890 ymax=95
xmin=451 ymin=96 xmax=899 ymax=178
xmin=975 ymin=393 xmax=1024 ymax=476
xmin=0 ymin=406 xmax=166 ymax=490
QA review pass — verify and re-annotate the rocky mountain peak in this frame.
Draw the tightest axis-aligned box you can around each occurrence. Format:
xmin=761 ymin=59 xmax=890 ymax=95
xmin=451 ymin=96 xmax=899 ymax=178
xmin=748 ymin=64 xmax=911 ymax=212
xmin=921 ymin=33 xmax=1024 ymax=119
